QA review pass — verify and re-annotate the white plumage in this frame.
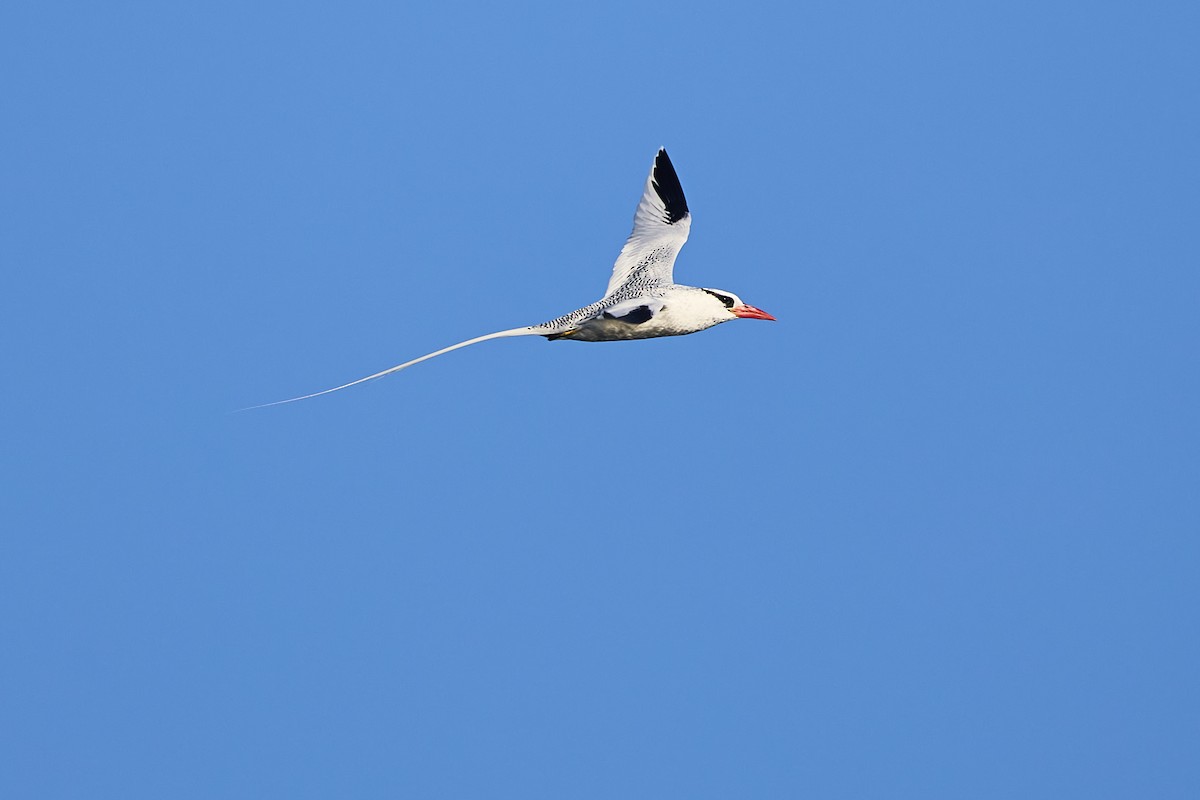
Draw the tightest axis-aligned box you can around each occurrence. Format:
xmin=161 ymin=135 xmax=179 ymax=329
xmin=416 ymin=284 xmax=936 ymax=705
xmin=245 ymin=148 xmax=774 ymax=409
xmin=604 ymin=153 xmax=693 ymax=296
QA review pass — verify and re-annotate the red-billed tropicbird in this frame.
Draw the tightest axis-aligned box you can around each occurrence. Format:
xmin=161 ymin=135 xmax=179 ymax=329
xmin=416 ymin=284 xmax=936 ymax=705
xmin=249 ymin=148 xmax=774 ymax=408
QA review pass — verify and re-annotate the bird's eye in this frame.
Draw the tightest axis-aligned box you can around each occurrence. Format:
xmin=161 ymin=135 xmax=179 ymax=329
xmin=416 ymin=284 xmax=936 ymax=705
xmin=703 ymin=289 xmax=736 ymax=308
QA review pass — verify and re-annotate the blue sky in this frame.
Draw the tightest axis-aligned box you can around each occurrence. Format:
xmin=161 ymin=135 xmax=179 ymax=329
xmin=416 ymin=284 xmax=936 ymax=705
xmin=3 ymin=1 xmax=1198 ymax=797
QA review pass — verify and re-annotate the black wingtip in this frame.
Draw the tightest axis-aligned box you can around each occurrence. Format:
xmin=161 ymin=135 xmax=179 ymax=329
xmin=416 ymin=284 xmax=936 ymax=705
xmin=652 ymin=148 xmax=689 ymax=224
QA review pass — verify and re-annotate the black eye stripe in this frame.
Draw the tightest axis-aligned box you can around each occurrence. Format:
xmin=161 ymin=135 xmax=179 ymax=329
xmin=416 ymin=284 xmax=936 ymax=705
xmin=703 ymin=289 xmax=735 ymax=308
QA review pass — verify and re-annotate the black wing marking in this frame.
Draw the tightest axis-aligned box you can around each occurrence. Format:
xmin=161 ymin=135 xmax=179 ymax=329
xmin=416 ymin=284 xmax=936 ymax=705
xmin=603 ymin=305 xmax=655 ymax=324
xmin=604 ymin=149 xmax=693 ymax=296
xmin=652 ymin=149 xmax=689 ymax=224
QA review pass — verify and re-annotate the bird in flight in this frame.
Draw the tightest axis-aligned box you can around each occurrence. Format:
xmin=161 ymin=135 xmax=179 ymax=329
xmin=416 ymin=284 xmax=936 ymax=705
xmin=247 ymin=148 xmax=774 ymax=409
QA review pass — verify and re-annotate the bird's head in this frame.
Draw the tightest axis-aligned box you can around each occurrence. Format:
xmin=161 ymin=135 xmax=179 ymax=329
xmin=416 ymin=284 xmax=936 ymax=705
xmin=701 ymin=288 xmax=776 ymax=321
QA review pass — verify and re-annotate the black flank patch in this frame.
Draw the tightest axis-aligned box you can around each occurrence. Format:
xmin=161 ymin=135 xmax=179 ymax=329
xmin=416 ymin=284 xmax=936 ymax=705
xmin=653 ymin=149 xmax=689 ymax=224
xmin=603 ymin=305 xmax=655 ymax=325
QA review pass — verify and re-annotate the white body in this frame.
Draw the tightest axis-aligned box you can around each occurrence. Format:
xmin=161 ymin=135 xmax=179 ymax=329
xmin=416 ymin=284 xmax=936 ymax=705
xmin=246 ymin=149 xmax=772 ymax=409
xmin=549 ymin=288 xmax=736 ymax=342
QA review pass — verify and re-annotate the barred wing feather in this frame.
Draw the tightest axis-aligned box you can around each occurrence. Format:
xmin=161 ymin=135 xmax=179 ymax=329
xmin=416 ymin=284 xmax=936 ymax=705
xmin=603 ymin=148 xmax=692 ymax=297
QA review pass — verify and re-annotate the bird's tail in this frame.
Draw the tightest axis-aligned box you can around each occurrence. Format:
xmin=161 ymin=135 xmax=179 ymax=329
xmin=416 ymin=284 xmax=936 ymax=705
xmin=237 ymin=327 xmax=539 ymax=411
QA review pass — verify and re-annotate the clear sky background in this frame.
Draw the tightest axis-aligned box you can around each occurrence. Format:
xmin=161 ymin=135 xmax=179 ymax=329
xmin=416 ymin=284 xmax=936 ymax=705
xmin=3 ymin=1 xmax=1198 ymax=797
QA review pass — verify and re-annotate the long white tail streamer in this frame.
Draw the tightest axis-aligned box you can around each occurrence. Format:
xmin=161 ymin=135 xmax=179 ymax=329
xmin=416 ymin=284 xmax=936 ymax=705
xmin=238 ymin=327 xmax=539 ymax=411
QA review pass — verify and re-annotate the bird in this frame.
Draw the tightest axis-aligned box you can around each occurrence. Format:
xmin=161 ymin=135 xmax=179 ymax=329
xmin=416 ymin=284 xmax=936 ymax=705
xmin=246 ymin=148 xmax=774 ymax=409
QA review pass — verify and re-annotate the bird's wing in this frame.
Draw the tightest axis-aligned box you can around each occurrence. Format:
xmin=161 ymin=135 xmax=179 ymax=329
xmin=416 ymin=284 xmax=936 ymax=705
xmin=239 ymin=327 xmax=540 ymax=410
xmin=603 ymin=148 xmax=692 ymax=297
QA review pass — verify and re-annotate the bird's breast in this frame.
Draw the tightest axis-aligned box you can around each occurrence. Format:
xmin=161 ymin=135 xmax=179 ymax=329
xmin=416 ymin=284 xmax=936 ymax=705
xmin=567 ymin=307 xmax=724 ymax=341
